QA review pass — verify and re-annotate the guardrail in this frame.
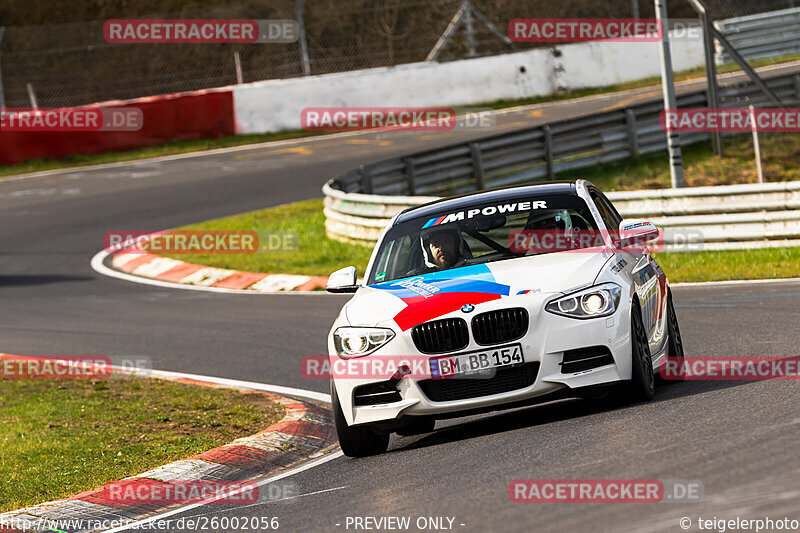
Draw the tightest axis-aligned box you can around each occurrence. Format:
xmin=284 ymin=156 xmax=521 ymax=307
xmin=324 ymin=67 xmax=800 ymax=252
xmin=329 ymin=69 xmax=800 ymax=198
xmin=323 ymin=181 xmax=800 ymax=252
xmin=715 ymin=7 xmax=800 ymax=64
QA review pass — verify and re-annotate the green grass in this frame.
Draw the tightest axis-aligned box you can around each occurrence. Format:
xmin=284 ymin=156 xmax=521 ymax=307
xmin=654 ymin=247 xmax=800 ymax=283
xmin=0 ymin=377 xmax=284 ymax=512
xmin=161 ymin=198 xmax=800 ymax=283
xmin=160 ymin=198 xmax=373 ymax=277
xmin=2 ymin=54 xmax=798 ymax=179
xmin=561 ymin=134 xmax=800 ymax=191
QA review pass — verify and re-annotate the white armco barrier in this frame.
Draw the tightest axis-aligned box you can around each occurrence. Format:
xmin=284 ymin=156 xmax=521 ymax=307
xmin=323 ymin=181 xmax=800 ymax=252
xmin=234 ymin=33 xmax=705 ymax=134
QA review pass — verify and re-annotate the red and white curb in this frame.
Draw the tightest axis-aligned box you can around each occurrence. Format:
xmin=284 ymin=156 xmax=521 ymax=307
xmin=111 ymin=250 xmax=328 ymax=291
xmin=0 ymin=355 xmax=339 ymax=533
xmin=90 ymin=233 xmax=330 ymax=294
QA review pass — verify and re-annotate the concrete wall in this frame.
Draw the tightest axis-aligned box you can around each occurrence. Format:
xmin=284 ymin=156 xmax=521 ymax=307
xmin=0 ymin=31 xmax=705 ymax=165
xmin=234 ymin=32 xmax=706 ymax=134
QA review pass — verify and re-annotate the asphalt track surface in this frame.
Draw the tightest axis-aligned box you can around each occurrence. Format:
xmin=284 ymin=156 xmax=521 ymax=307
xmin=2 ymin=70 xmax=800 ymax=532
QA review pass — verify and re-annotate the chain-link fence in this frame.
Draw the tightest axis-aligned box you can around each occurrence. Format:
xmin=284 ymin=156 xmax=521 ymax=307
xmin=1 ymin=0 xmax=798 ymax=108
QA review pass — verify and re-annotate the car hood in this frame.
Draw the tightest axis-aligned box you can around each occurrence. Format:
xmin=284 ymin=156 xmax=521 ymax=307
xmin=345 ymin=251 xmax=613 ymax=330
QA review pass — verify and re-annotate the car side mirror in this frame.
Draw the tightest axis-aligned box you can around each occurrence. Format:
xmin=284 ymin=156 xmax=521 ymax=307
xmin=326 ymin=266 xmax=359 ymax=293
xmin=617 ymin=219 xmax=660 ymax=250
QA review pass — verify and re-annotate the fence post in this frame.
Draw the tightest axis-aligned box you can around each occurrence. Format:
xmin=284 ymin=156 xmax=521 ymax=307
xmin=295 ymin=0 xmax=311 ymax=75
xmin=625 ymin=109 xmax=640 ymax=158
xmin=656 ymin=0 xmax=685 ymax=188
xmin=749 ymin=104 xmax=764 ymax=183
xmin=404 ymin=157 xmax=417 ymax=195
xmin=233 ymin=51 xmax=244 ymax=84
xmin=632 ymin=0 xmax=641 ymax=18
xmin=464 ymin=0 xmax=477 ymax=57
xmin=469 ymin=142 xmax=485 ymax=190
xmin=543 ymin=125 xmax=554 ymax=179
xmin=699 ymin=8 xmax=723 ymax=155
xmin=26 ymin=83 xmax=38 ymax=109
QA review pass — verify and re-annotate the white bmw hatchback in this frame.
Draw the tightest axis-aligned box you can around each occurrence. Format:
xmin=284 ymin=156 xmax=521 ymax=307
xmin=327 ymin=180 xmax=684 ymax=457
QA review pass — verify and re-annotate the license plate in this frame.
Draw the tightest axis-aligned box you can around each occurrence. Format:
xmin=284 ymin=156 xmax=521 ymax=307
xmin=430 ymin=344 xmax=524 ymax=378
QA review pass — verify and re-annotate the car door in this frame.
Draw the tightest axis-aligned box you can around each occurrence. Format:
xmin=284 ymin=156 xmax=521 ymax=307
xmin=589 ymin=189 xmax=667 ymax=356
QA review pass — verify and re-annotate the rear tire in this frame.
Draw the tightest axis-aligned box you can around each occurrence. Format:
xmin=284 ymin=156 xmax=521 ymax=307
xmin=622 ymin=301 xmax=655 ymax=402
xmin=331 ymin=383 xmax=390 ymax=458
xmin=657 ymin=291 xmax=685 ymax=384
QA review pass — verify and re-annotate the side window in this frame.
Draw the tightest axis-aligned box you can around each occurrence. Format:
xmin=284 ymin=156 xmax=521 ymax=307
xmin=390 ymin=235 xmax=414 ymax=278
xmin=591 ymin=191 xmax=622 ymax=231
xmin=600 ymin=194 xmax=623 ymax=227
xmin=373 ymin=235 xmax=414 ymax=282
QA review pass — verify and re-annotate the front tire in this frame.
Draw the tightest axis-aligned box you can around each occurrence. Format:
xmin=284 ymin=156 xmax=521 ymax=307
xmin=623 ymin=301 xmax=655 ymax=402
xmin=331 ymin=382 xmax=390 ymax=457
xmin=658 ymin=291 xmax=685 ymax=383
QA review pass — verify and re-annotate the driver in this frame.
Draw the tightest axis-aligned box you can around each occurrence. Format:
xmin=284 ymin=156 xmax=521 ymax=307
xmin=421 ymin=226 xmax=466 ymax=270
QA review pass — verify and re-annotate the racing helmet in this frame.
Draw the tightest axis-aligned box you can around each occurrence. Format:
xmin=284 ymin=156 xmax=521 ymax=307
xmin=420 ymin=225 xmax=466 ymax=267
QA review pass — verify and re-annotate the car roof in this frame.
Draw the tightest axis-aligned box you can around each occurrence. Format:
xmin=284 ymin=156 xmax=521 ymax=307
xmin=394 ymin=180 xmax=584 ymax=225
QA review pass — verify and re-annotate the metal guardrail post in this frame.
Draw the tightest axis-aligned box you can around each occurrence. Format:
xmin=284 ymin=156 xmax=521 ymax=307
xmin=359 ymin=166 xmax=373 ymax=194
xmin=404 ymin=157 xmax=417 ymax=195
xmin=469 ymin=143 xmax=486 ymax=190
xmin=656 ymin=0 xmax=685 ymax=188
xmin=700 ymin=12 xmax=723 ymax=156
xmin=543 ymin=125 xmax=554 ymax=180
xmin=625 ymin=109 xmax=640 ymax=158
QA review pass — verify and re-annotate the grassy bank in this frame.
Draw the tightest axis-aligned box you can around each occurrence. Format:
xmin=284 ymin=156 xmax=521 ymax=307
xmin=563 ymin=133 xmax=800 ymax=191
xmin=159 ymin=198 xmax=374 ymax=277
xmin=0 ymin=377 xmax=284 ymax=512
xmin=655 ymin=247 xmax=800 ymax=283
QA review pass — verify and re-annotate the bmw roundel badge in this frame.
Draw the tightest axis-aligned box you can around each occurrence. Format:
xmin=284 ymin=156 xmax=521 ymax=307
xmin=461 ymin=304 xmax=475 ymax=313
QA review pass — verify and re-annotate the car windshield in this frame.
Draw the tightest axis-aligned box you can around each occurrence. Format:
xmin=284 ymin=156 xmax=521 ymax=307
xmin=368 ymin=193 xmax=599 ymax=284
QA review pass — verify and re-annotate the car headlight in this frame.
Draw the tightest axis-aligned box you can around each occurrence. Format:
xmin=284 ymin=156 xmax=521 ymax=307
xmin=333 ymin=327 xmax=395 ymax=358
xmin=545 ymin=283 xmax=622 ymax=319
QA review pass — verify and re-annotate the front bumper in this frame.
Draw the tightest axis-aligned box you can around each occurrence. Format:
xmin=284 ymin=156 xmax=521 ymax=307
xmin=330 ymin=293 xmax=633 ymax=426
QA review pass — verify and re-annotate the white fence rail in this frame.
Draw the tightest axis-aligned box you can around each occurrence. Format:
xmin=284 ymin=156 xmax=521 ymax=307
xmin=323 ymin=181 xmax=800 ymax=252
